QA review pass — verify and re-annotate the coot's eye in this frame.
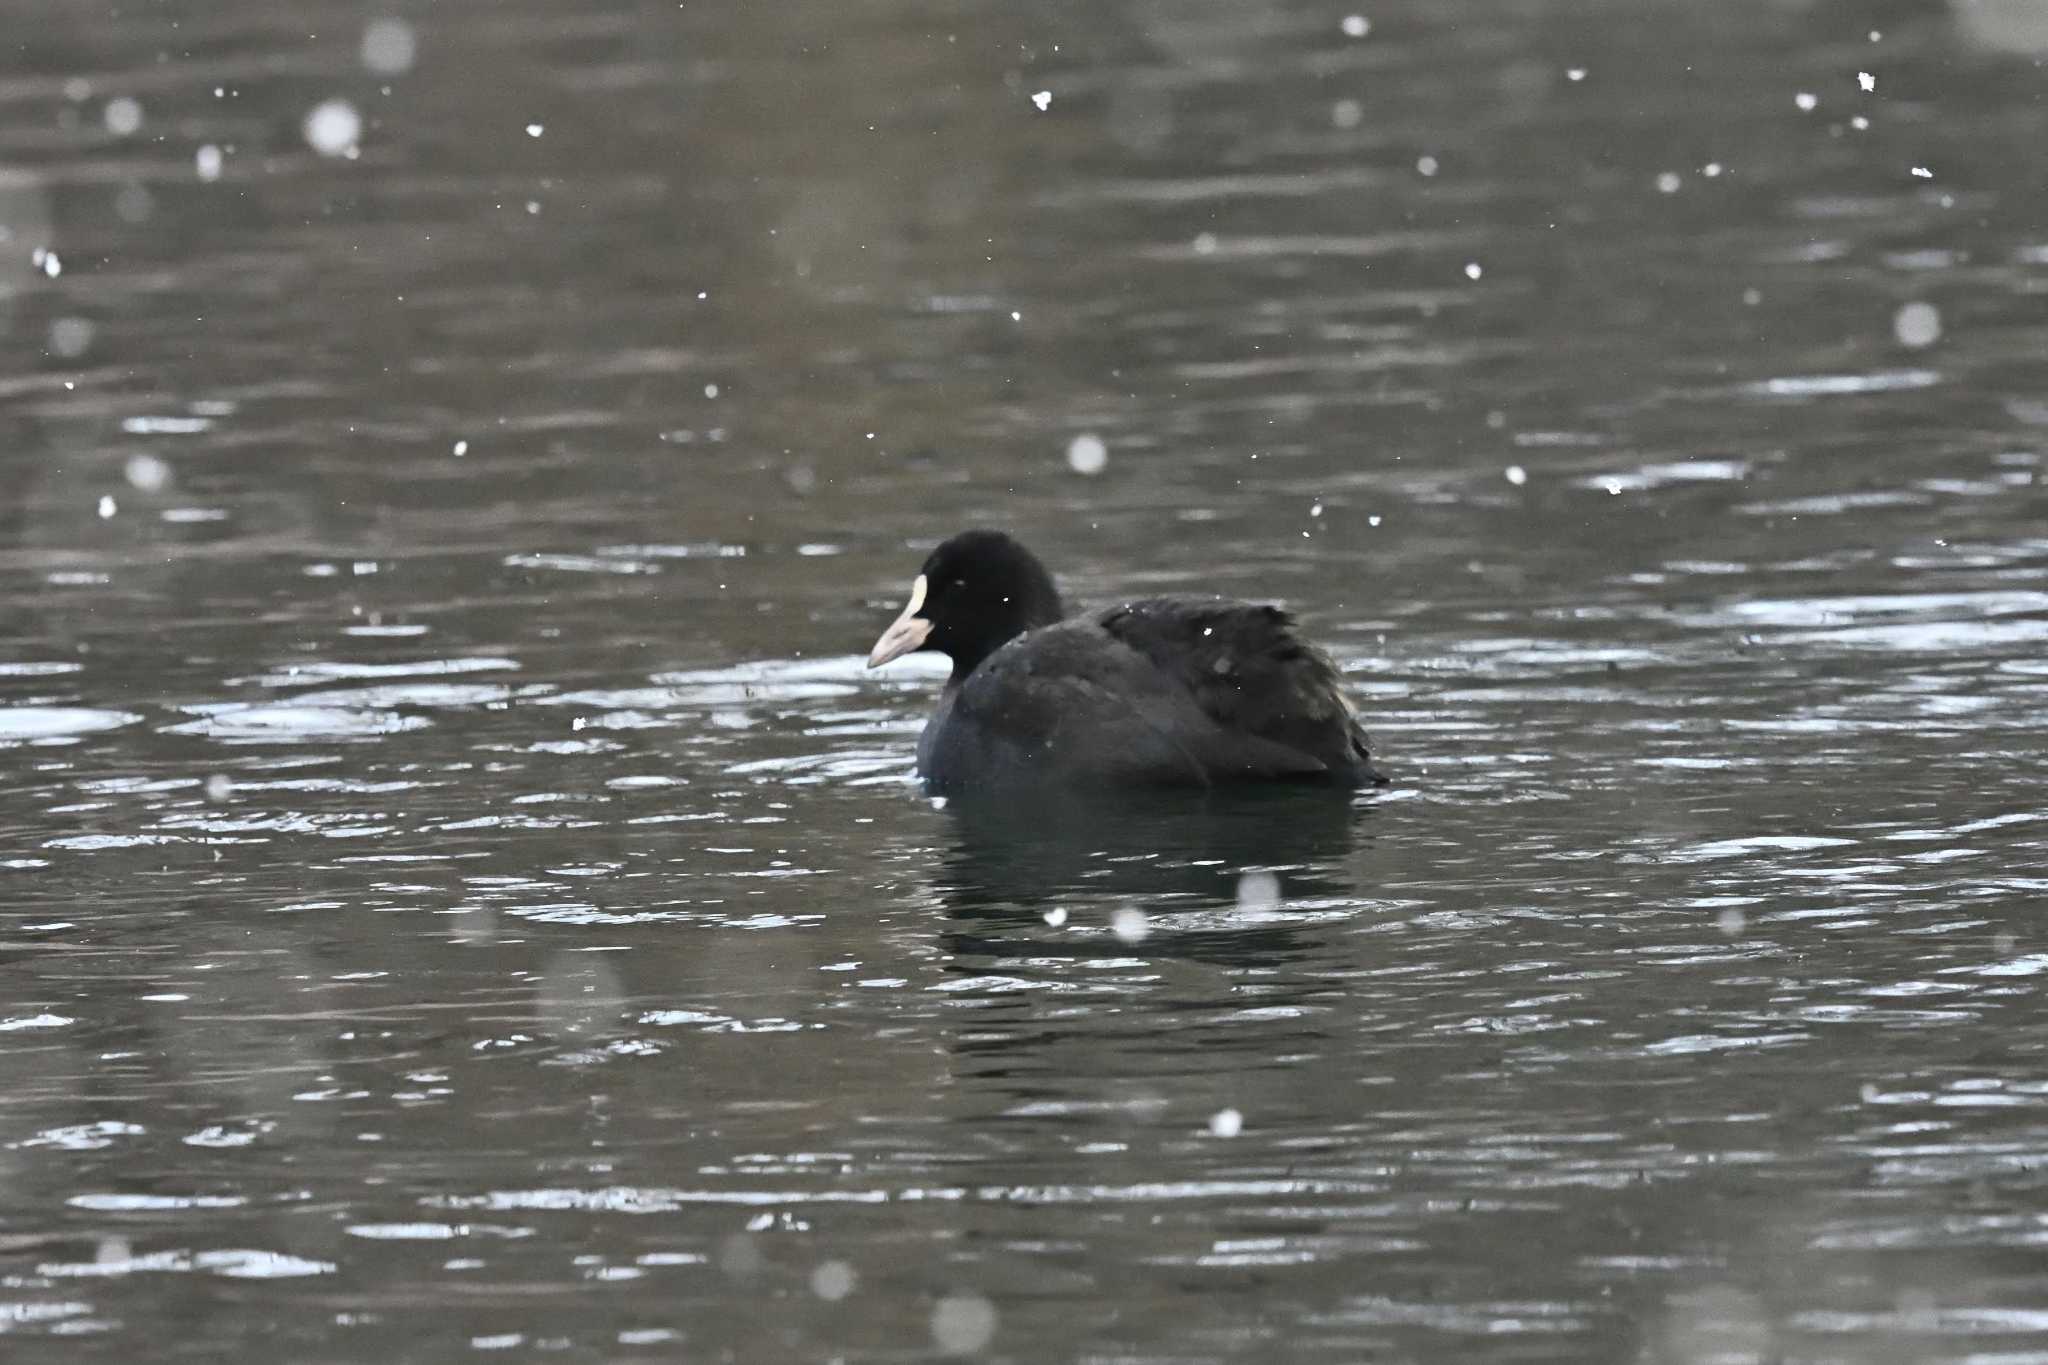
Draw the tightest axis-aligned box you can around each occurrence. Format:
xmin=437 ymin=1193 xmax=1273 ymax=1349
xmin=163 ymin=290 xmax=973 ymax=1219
xmin=952 ymin=578 xmax=968 ymax=591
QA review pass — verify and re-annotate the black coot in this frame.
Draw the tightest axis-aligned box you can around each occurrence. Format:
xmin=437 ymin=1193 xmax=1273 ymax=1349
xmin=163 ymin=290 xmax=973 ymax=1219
xmin=866 ymin=530 xmax=1390 ymax=792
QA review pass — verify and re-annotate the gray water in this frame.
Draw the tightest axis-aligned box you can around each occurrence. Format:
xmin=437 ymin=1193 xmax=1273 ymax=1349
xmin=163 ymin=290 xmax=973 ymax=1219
xmin=4 ymin=0 xmax=2048 ymax=1360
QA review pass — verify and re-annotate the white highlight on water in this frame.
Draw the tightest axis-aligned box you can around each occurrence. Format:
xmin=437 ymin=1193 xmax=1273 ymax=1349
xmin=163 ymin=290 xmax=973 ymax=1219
xmin=362 ymin=18 xmax=418 ymax=76
xmin=811 ymin=1260 xmax=856 ymax=1301
xmin=124 ymin=454 xmax=170 ymax=492
xmin=1893 ymin=301 xmax=1941 ymax=349
xmin=304 ymin=99 xmax=362 ymax=157
xmin=1208 ymin=1108 xmax=1244 ymax=1138
xmin=1235 ymin=871 xmax=1281 ymax=913
xmin=1031 ymin=90 xmax=1052 ymax=112
xmin=49 ymin=317 xmax=93 ymax=359
xmin=103 ymin=97 xmax=142 ymax=136
xmin=1066 ymin=433 xmax=1108 ymax=475
xmin=931 ymin=1293 xmax=998 ymax=1355
xmin=1110 ymin=907 xmax=1150 ymax=943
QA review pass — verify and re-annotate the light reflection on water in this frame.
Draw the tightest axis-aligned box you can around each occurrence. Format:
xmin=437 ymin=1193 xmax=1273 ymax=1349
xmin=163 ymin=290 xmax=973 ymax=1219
xmin=4 ymin=0 xmax=2048 ymax=1359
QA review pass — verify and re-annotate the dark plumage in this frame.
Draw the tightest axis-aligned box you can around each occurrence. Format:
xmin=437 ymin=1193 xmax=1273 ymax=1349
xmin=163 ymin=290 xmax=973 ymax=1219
xmin=866 ymin=530 xmax=1389 ymax=793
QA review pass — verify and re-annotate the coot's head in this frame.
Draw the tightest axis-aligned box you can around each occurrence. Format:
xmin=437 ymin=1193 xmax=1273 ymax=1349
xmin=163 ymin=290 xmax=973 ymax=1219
xmin=867 ymin=530 xmax=1065 ymax=679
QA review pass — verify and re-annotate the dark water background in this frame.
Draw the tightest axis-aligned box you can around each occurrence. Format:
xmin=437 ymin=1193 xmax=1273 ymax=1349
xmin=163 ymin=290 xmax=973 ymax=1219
xmin=4 ymin=0 xmax=2048 ymax=1360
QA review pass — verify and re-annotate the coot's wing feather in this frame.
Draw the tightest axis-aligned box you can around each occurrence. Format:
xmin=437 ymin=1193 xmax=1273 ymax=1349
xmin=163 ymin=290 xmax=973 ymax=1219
xmin=925 ymin=620 xmax=1327 ymax=789
xmin=1095 ymin=597 xmax=1381 ymax=780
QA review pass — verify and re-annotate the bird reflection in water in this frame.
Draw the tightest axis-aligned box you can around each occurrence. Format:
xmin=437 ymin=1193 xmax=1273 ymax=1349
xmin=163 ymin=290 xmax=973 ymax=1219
xmin=930 ymin=785 xmax=1369 ymax=967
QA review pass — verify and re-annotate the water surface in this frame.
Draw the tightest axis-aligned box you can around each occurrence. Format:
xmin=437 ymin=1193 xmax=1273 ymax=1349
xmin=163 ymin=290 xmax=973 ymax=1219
xmin=3 ymin=0 xmax=2047 ymax=1360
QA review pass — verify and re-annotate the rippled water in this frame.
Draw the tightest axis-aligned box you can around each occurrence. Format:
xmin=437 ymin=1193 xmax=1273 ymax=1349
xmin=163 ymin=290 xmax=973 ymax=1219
xmin=4 ymin=0 xmax=2047 ymax=1360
